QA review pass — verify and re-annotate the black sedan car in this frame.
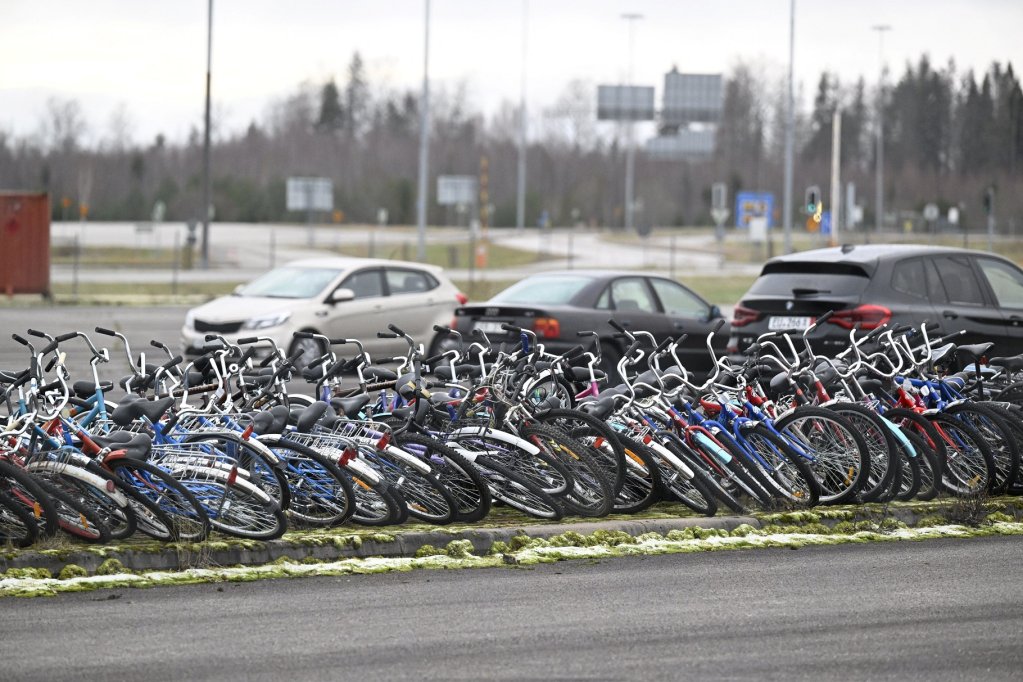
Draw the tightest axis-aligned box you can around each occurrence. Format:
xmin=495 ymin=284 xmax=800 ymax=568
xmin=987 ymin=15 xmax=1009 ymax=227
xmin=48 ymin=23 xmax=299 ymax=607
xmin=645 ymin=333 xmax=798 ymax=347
xmin=452 ymin=270 xmax=730 ymax=378
xmin=728 ymin=244 xmax=1023 ymax=357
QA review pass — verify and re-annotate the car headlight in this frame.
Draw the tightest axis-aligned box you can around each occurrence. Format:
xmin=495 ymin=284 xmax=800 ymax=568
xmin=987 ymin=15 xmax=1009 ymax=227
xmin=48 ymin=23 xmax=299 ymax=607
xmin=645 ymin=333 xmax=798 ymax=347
xmin=242 ymin=312 xmax=291 ymax=330
xmin=184 ymin=311 xmax=196 ymax=329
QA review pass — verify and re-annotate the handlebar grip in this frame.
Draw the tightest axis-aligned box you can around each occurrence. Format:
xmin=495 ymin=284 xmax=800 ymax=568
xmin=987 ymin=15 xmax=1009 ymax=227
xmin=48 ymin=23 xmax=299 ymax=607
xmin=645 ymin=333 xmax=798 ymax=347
xmin=562 ymin=345 xmax=585 ymax=360
xmin=293 ymin=331 xmax=313 ymax=339
xmin=656 ymin=337 xmax=672 ymax=353
xmin=95 ymin=327 xmax=117 ymax=336
xmin=57 ymin=332 xmax=77 ymax=343
xmin=388 ymin=324 xmax=407 ymax=336
xmin=204 ymin=334 xmax=221 ymax=341
xmin=433 ymin=324 xmax=451 ymax=333
xmin=924 ymin=322 xmax=940 ymax=333
xmin=11 ymin=333 xmax=29 ymax=346
xmin=501 ymin=323 xmax=522 ymax=333
xmin=239 ymin=346 xmax=258 ymax=364
xmin=39 ymin=379 xmax=64 ymax=393
xmin=151 ymin=339 xmax=168 ymax=349
xmin=40 ymin=340 xmax=61 ymax=356
xmin=237 ymin=337 xmax=259 ymax=345
xmin=815 ymin=310 xmax=834 ymax=325
xmin=626 ymin=340 xmax=641 ymax=356
xmin=711 ymin=318 xmax=726 ymax=334
xmin=576 ymin=330 xmax=597 ymax=337
xmin=306 ymin=354 xmax=331 ymax=370
xmin=607 ymin=319 xmax=627 ymax=334
xmin=423 ymin=354 xmax=445 ymax=366
xmin=330 ymin=338 xmax=348 ymax=345
xmin=377 ymin=332 xmax=398 ymax=339
xmin=162 ymin=355 xmax=183 ymax=369
xmin=27 ymin=329 xmax=46 ymax=338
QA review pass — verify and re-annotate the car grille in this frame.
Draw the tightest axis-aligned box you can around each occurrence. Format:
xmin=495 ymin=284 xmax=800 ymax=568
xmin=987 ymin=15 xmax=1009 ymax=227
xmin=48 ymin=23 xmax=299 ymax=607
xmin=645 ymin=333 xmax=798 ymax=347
xmin=193 ymin=319 xmax=244 ymax=334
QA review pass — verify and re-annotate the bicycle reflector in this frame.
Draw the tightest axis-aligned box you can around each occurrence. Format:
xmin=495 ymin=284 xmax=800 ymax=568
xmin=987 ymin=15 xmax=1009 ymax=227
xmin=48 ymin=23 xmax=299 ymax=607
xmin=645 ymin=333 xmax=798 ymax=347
xmin=227 ymin=466 xmax=239 ymax=486
xmin=241 ymin=424 xmax=255 ymax=441
xmin=376 ymin=432 xmax=391 ymax=450
xmin=339 ymin=447 xmax=357 ymax=466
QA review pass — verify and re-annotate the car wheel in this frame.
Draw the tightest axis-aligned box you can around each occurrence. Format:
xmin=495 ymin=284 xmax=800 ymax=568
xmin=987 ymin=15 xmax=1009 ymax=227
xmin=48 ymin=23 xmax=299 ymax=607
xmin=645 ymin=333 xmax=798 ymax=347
xmin=289 ymin=333 xmax=325 ymax=369
xmin=427 ymin=334 xmax=459 ymax=360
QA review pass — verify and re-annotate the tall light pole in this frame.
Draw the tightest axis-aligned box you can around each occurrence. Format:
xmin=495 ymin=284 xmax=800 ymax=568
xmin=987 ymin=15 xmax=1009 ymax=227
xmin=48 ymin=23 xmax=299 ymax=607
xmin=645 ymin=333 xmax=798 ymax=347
xmin=515 ymin=0 xmax=528 ymax=233
xmin=782 ymin=0 xmax=796 ymax=254
xmin=416 ymin=0 xmax=432 ymax=262
xmin=200 ymin=0 xmax=213 ymax=269
xmin=622 ymin=12 xmax=643 ymax=232
xmin=872 ymin=24 xmax=891 ymax=239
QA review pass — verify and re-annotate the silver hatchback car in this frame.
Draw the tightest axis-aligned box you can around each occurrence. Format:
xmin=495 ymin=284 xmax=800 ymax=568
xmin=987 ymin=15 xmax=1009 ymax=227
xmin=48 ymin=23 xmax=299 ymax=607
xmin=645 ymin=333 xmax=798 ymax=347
xmin=181 ymin=257 xmax=467 ymax=362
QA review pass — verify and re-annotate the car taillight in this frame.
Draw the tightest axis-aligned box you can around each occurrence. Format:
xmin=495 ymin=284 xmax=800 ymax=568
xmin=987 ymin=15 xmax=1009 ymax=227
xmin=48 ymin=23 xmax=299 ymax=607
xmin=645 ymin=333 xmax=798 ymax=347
xmin=455 ymin=292 xmax=468 ymax=305
xmin=731 ymin=304 xmax=761 ymax=328
xmin=826 ymin=304 xmax=892 ymax=330
xmin=533 ymin=317 xmax=561 ymax=339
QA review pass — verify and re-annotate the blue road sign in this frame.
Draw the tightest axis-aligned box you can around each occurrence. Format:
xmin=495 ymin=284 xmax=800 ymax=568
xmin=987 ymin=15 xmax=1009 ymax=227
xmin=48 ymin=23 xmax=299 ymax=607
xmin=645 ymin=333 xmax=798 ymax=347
xmin=735 ymin=192 xmax=775 ymax=229
xmin=820 ymin=210 xmax=832 ymax=235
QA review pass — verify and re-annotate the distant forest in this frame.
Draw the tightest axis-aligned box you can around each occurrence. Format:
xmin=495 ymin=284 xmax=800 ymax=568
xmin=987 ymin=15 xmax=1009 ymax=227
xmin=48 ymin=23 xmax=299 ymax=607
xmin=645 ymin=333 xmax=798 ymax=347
xmin=1 ymin=52 xmax=1021 ymax=232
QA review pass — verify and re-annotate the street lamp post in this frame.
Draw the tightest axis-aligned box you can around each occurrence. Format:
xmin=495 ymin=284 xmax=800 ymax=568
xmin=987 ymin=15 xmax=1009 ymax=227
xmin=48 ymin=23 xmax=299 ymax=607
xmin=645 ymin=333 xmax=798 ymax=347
xmin=416 ymin=0 xmax=432 ymax=262
xmin=200 ymin=0 xmax=213 ymax=269
xmin=516 ymin=0 xmax=528 ymax=233
xmin=782 ymin=0 xmax=795 ymax=254
xmin=622 ymin=12 xmax=643 ymax=233
xmin=872 ymin=24 xmax=891 ymax=240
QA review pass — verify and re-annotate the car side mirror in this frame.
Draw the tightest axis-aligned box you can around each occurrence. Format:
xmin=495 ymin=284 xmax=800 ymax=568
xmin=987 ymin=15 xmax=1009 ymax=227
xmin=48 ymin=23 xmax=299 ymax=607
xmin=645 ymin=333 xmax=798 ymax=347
xmin=326 ymin=287 xmax=355 ymax=305
xmin=708 ymin=304 xmax=722 ymax=321
xmin=233 ymin=284 xmax=244 ymax=295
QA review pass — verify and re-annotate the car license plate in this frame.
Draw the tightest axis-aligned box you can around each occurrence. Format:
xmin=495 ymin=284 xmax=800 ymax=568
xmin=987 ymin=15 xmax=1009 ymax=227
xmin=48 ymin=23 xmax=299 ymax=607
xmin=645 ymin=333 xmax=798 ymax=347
xmin=474 ymin=320 xmax=507 ymax=334
xmin=768 ymin=316 xmax=812 ymax=331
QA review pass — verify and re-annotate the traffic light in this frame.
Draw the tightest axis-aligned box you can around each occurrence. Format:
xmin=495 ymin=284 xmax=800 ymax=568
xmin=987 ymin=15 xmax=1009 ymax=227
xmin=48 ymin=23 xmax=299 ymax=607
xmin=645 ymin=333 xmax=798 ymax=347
xmin=805 ymin=186 xmax=820 ymax=214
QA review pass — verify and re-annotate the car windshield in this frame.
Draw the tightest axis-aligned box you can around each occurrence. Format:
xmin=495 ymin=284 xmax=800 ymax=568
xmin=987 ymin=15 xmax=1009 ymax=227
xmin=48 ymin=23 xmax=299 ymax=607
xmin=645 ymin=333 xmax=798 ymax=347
xmin=491 ymin=275 xmax=594 ymax=305
xmin=237 ymin=267 xmax=343 ymax=299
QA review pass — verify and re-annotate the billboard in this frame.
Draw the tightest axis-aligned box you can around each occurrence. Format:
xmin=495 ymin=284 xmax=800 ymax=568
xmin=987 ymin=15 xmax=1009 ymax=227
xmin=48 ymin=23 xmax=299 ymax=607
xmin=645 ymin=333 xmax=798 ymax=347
xmin=437 ymin=175 xmax=477 ymax=206
xmin=597 ymin=85 xmax=655 ymax=121
xmin=286 ymin=177 xmax=333 ymax=212
xmin=662 ymin=70 xmax=723 ymax=126
xmin=645 ymin=129 xmax=716 ymax=160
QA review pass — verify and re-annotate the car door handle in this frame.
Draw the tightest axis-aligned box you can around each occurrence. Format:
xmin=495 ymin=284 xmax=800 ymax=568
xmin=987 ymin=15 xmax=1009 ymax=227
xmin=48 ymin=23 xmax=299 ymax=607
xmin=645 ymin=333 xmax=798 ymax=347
xmin=942 ymin=310 xmax=959 ymax=320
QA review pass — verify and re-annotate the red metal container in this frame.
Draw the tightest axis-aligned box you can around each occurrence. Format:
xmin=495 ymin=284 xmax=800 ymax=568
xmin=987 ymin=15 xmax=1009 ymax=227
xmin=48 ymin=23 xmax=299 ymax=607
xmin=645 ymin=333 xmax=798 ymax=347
xmin=0 ymin=192 xmax=50 ymax=297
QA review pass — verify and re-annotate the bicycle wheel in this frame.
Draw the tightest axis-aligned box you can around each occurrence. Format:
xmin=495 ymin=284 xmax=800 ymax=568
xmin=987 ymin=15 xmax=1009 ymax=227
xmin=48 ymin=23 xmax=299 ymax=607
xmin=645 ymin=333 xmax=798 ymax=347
xmin=644 ymin=439 xmax=718 ymax=516
xmin=107 ymin=458 xmax=211 ymax=542
xmin=927 ymin=413 xmax=995 ymax=496
xmin=265 ymin=438 xmax=355 ymax=526
xmin=893 ymin=430 xmax=923 ymax=501
xmin=884 ymin=408 xmax=945 ymax=501
xmin=361 ymin=445 xmax=457 ymax=525
xmin=172 ymin=466 xmax=287 ymax=540
xmin=739 ymin=423 xmax=820 ymax=507
xmin=28 ymin=474 xmax=111 ymax=543
xmin=537 ymin=408 xmax=626 ymax=495
xmin=612 ymin=434 xmax=663 ymax=514
xmin=944 ymin=403 xmax=1018 ymax=494
xmin=446 ymin=429 xmax=571 ymax=499
xmin=469 ymin=456 xmax=564 ymax=521
xmin=773 ymin=406 xmax=869 ymax=505
xmin=397 ymin=433 xmax=492 ymax=523
xmin=346 ymin=470 xmax=405 ymax=526
xmin=520 ymin=423 xmax=613 ymax=518
xmin=0 ymin=459 xmax=59 ymax=537
xmin=180 ymin=433 xmax=291 ymax=512
xmin=824 ymin=403 xmax=898 ymax=502
xmin=659 ymin=433 xmax=748 ymax=514
xmin=0 ymin=489 xmax=38 ymax=548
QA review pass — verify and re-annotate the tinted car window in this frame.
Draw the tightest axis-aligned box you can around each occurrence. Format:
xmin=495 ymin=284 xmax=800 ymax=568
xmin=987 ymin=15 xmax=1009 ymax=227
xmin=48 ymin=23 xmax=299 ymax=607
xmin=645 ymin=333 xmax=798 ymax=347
xmin=923 ymin=259 xmax=948 ymax=304
xmin=239 ymin=267 xmax=342 ymax=298
xmin=649 ymin=278 xmax=708 ymax=317
xmin=977 ymin=258 xmax=1023 ymax=308
xmin=491 ymin=275 xmax=594 ymax=305
xmin=610 ymin=278 xmax=656 ymax=313
xmin=748 ymin=262 xmax=870 ymax=297
xmin=891 ymin=258 xmax=927 ymax=300
xmin=933 ymin=256 xmax=985 ymax=306
xmin=341 ymin=269 xmax=384 ymax=299
xmin=386 ymin=268 xmax=435 ymax=294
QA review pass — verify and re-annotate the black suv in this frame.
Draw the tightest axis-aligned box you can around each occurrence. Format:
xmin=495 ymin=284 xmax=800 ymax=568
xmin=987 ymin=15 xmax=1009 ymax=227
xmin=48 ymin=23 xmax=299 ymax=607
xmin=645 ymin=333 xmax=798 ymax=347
xmin=728 ymin=244 xmax=1023 ymax=356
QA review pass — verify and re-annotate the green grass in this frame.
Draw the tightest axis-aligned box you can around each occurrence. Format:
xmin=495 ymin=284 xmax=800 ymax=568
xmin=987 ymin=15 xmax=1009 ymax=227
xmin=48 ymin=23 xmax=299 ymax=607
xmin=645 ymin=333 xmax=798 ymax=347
xmin=334 ymin=240 xmax=553 ymax=269
xmin=50 ymin=281 xmax=241 ymax=298
xmin=51 ymin=245 xmax=181 ymax=267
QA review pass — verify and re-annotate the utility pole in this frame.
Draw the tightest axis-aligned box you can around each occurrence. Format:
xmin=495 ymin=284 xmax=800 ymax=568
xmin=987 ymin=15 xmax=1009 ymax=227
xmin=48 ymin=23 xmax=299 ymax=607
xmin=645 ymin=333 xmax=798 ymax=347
xmin=782 ymin=0 xmax=795 ymax=254
xmin=622 ymin=12 xmax=643 ymax=233
xmin=830 ymin=110 xmax=842 ymax=246
xmin=200 ymin=0 xmax=213 ymax=269
xmin=873 ymin=24 xmax=891 ymax=238
xmin=416 ymin=0 xmax=432 ymax=262
xmin=516 ymin=0 xmax=528 ymax=233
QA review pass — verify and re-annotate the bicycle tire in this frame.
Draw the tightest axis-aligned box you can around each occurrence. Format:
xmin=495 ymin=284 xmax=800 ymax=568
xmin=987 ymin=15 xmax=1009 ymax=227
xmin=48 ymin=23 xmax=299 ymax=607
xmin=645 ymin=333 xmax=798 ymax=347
xmin=944 ymin=403 xmax=1018 ymax=493
xmin=346 ymin=470 xmax=406 ymax=526
xmin=658 ymin=432 xmax=748 ymax=514
xmin=773 ymin=406 xmax=869 ymax=505
xmin=0 ymin=459 xmax=59 ymax=537
xmin=893 ymin=430 xmax=924 ymax=501
xmin=396 ymin=433 xmax=492 ymax=523
xmin=520 ymin=423 xmax=613 ymax=518
xmin=926 ymin=412 xmax=995 ymax=496
xmin=612 ymin=434 xmax=663 ymax=514
xmin=537 ymin=408 xmax=626 ymax=495
xmin=107 ymin=457 xmax=211 ymax=542
xmin=264 ymin=437 xmax=355 ymax=526
xmin=740 ymin=423 xmax=820 ymax=507
xmin=823 ymin=403 xmax=898 ymax=502
xmin=28 ymin=474 xmax=112 ymax=543
xmin=180 ymin=433 xmax=291 ymax=512
xmin=0 ymin=489 xmax=38 ymax=548
xmin=644 ymin=438 xmax=718 ymax=516
xmin=172 ymin=466 xmax=287 ymax=540
xmin=884 ymin=408 xmax=945 ymax=501
xmin=470 ymin=456 xmax=564 ymax=521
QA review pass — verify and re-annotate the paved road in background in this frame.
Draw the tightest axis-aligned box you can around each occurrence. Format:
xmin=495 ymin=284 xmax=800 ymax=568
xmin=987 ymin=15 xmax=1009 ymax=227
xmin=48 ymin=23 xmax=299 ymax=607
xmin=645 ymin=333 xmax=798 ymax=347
xmin=2 ymin=536 xmax=1021 ymax=681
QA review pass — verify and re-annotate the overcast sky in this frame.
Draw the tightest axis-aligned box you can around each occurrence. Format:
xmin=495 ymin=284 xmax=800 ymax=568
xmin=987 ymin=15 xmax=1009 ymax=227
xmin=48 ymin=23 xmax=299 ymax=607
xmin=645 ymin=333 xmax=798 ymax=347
xmin=3 ymin=0 xmax=1021 ymax=145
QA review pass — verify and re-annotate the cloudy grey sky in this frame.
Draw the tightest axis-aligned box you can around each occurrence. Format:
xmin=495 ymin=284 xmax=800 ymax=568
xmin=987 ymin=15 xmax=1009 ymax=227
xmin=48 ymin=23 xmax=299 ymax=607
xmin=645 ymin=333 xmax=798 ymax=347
xmin=3 ymin=0 xmax=1021 ymax=144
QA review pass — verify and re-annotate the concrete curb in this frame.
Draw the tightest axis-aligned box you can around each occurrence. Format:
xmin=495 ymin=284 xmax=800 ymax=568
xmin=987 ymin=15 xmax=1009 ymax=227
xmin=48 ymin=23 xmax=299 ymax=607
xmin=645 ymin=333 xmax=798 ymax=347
xmin=4 ymin=495 xmax=1020 ymax=577
xmin=1 ymin=516 xmax=760 ymax=577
